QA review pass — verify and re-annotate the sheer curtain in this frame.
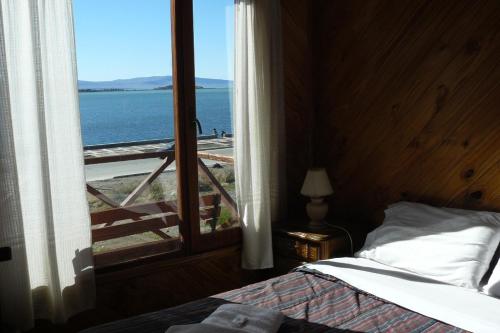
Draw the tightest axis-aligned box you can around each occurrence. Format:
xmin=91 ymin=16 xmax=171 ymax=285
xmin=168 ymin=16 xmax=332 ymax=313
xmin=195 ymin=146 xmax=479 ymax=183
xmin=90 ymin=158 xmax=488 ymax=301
xmin=234 ymin=0 xmax=286 ymax=269
xmin=0 ymin=0 xmax=95 ymax=330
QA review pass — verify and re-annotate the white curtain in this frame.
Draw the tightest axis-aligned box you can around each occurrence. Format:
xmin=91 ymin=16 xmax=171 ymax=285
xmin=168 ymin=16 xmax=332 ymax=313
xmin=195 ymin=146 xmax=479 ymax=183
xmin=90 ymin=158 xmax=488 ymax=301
xmin=234 ymin=0 xmax=286 ymax=269
xmin=0 ymin=0 xmax=95 ymax=330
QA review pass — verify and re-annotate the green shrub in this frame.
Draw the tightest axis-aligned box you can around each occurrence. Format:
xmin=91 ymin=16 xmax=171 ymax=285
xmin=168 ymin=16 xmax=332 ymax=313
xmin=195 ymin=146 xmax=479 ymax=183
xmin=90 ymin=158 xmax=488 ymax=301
xmin=148 ymin=182 xmax=165 ymax=201
xmin=198 ymin=175 xmax=213 ymax=192
xmin=223 ymin=170 xmax=235 ymax=183
xmin=217 ymin=206 xmax=233 ymax=228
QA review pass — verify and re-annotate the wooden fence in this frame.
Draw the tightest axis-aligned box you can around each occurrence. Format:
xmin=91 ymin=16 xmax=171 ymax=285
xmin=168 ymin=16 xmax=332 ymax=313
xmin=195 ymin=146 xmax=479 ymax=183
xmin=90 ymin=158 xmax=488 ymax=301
xmin=85 ymin=149 xmax=237 ymax=261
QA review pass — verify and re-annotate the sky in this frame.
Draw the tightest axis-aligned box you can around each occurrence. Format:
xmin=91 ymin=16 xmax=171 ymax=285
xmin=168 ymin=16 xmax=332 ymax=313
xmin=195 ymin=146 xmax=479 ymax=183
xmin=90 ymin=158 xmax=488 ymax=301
xmin=73 ymin=0 xmax=234 ymax=81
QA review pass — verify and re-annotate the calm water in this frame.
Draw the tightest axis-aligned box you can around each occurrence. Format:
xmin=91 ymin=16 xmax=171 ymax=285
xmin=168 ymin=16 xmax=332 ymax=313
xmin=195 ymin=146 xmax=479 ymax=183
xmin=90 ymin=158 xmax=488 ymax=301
xmin=79 ymin=88 xmax=233 ymax=146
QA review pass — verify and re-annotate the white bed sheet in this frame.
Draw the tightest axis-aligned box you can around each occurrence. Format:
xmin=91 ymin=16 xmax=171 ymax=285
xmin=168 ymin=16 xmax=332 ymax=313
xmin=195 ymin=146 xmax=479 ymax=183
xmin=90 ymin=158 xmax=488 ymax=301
xmin=304 ymin=257 xmax=500 ymax=333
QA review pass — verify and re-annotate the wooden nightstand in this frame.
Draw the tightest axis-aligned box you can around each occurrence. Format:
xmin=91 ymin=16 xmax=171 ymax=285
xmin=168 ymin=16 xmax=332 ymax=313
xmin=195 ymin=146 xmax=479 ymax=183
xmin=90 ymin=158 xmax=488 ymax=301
xmin=273 ymin=223 xmax=350 ymax=274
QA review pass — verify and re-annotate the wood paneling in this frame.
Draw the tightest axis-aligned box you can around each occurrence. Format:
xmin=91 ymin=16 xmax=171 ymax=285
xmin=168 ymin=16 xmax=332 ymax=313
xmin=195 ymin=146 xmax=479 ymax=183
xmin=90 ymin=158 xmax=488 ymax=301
xmin=94 ymin=246 xmax=244 ymax=317
xmin=281 ymin=0 xmax=315 ymax=219
xmin=312 ymin=0 xmax=500 ymax=244
xmin=31 ymin=247 xmax=246 ymax=333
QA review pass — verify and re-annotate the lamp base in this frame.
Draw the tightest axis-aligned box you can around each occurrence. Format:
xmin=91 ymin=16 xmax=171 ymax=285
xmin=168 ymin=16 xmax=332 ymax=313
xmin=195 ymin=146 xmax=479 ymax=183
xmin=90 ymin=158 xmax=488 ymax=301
xmin=306 ymin=197 xmax=328 ymax=230
xmin=308 ymin=219 xmax=327 ymax=230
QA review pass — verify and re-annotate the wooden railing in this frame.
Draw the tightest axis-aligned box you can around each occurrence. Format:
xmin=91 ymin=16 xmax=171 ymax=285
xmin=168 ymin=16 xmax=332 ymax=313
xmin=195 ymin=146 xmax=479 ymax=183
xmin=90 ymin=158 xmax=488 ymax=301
xmin=91 ymin=194 xmax=222 ymax=242
xmin=85 ymin=149 xmax=237 ymax=255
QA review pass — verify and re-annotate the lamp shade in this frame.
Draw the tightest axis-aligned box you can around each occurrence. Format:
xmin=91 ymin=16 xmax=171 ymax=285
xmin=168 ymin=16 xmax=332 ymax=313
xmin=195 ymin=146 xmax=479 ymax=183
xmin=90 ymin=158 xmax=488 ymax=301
xmin=300 ymin=168 xmax=334 ymax=197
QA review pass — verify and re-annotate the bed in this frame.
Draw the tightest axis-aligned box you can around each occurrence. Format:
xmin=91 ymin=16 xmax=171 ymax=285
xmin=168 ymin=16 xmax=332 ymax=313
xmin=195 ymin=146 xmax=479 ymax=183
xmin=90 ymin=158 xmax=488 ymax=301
xmin=82 ymin=257 xmax=500 ymax=333
xmin=83 ymin=202 xmax=500 ymax=333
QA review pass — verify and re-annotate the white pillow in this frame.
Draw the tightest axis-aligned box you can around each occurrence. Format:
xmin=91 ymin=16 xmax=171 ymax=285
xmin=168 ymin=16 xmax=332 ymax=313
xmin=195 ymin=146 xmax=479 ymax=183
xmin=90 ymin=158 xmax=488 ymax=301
xmin=355 ymin=201 xmax=500 ymax=289
xmin=483 ymin=247 xmax=500 ymax=297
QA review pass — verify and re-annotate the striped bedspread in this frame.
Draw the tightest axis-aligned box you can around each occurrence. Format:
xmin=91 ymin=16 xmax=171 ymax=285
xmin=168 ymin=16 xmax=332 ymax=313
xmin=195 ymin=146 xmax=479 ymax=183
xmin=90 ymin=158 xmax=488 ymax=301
xmin=82 ymin=268 xmax=467 ymax=333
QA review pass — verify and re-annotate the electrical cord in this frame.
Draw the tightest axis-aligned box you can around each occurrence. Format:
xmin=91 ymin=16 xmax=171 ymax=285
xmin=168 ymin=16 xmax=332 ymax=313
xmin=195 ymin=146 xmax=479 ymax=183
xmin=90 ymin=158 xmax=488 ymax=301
xmin=322 ymin=222 xmax=354 ymax=257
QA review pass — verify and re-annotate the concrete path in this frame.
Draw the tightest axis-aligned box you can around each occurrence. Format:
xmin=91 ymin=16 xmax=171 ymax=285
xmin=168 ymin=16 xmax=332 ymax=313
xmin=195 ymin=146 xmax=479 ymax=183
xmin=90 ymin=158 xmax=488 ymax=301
xmin=85 ymin=147 xmax=234 ymax=181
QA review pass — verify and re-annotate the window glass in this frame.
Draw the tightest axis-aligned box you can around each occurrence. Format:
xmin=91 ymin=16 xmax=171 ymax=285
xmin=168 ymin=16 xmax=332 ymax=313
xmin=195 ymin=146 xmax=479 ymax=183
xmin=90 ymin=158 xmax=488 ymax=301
xmin=74 ymin=0 xmax=181 ymax=265
xmin=193 ymin=0 xmax=239 ymax=236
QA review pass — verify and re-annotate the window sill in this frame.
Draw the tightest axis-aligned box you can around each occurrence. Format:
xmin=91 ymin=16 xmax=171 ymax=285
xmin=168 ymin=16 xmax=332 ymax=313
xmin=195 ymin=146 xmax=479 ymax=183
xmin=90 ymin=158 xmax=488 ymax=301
xmin=94 ymin=243 xmax=242 ymax=282
xmin=94 ymin=227 xmax=242 ymax=275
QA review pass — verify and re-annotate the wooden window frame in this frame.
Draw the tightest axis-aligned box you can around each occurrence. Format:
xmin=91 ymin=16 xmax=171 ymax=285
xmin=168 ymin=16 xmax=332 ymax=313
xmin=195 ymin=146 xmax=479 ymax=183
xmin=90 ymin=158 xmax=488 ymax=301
xmin=171 ymin=0 xmax=199 ymax=255
xmin=171 ymin=0 xmax=241 ymax=256
xmin=86 ymin=0 xmax=241 ymax=270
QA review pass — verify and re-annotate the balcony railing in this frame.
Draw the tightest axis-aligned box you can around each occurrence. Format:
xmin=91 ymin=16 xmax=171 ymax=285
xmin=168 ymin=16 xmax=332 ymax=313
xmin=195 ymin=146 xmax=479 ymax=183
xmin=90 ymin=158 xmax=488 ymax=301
xmin=84 ymin=147 xmax=238 ymax=266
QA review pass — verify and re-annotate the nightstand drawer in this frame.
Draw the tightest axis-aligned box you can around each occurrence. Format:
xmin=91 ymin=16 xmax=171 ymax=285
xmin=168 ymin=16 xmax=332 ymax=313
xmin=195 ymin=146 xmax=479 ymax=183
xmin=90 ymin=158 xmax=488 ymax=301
xmin=275 ymin=236 xmax=321 ymax=262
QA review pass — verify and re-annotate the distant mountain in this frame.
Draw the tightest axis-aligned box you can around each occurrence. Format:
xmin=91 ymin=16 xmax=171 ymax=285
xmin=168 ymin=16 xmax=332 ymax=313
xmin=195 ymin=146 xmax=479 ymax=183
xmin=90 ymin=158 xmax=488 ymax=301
xmin=78 ymin=75 xmax=232 ymax=90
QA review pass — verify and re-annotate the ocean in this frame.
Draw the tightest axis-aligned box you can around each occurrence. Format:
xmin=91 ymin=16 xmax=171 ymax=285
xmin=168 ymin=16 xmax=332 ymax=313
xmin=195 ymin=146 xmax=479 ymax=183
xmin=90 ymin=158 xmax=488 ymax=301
xmin=79 ymin=88 xmax=233 ymax=146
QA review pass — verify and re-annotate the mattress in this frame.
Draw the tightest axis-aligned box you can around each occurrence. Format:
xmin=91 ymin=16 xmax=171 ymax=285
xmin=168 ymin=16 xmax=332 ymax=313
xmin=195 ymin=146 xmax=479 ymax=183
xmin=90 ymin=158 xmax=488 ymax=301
xmin=81 ymin=258 xmax=486 ymax=333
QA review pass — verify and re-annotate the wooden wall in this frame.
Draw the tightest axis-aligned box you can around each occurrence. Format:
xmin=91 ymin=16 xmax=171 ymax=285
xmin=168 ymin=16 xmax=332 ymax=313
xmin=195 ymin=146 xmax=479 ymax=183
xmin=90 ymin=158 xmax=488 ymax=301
xmin=281 ymin=0 xmax=315 ymax=219
xmin=311 ymin=0 xmax=500 ymax=242
xmin=32 ymin=247 xmax=247 ymax=332
xmin=93 ymin=247 xmax=244 ymax=317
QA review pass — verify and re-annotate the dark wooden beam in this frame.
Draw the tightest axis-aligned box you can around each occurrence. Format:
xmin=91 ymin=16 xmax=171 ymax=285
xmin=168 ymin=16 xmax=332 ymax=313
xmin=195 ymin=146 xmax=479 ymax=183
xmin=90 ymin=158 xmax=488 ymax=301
xmin=92 ymin=215 xmax=179 ymax=242
xmin=90 ymin=194 xmax=219 ymax=225
xmin=171 ymin=0 xmax=200 ymax=254
xmin=84 ymin=151 xmax=173 ymax=165
xmin=86 ymin=184 xmax=120 ymax=208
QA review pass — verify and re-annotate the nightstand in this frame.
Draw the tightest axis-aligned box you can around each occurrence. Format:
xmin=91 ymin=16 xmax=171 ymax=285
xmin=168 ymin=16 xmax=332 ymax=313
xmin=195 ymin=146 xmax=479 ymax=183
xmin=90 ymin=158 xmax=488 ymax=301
xmin=273 ymin=223 xmax=350 ymax=274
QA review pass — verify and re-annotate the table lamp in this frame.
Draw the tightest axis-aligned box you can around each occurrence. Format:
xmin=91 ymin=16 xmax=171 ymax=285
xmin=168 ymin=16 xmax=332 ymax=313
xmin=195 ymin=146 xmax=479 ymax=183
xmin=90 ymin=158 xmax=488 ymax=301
xmin=300 ymin=168 xmax=334 ymax=229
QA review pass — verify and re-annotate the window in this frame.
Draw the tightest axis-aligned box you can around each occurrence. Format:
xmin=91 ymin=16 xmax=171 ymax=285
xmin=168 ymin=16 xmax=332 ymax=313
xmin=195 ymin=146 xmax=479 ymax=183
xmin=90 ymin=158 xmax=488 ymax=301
xmin=193 ymin=0 xmax=239 ymax=252
xmin=74 ymin=0 xmax=239 ymax=267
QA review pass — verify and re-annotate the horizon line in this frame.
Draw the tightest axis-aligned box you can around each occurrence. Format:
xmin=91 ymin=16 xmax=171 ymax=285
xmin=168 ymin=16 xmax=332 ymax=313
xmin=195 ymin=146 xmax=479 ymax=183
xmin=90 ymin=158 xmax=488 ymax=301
xmin=77 ymin=75 xmax=234 ymax=82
